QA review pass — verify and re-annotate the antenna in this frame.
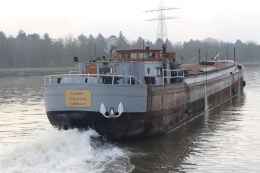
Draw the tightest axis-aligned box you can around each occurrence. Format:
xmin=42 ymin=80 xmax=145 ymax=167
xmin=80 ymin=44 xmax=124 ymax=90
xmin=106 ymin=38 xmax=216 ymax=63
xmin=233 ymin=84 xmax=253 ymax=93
xmin=145 ymin=0 xmax=180 ymax=42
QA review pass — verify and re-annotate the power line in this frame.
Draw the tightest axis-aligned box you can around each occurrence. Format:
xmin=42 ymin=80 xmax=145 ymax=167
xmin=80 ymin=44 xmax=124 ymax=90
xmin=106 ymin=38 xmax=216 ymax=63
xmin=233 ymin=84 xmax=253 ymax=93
xmin=145 ymin=0 xmax=180 ymax=42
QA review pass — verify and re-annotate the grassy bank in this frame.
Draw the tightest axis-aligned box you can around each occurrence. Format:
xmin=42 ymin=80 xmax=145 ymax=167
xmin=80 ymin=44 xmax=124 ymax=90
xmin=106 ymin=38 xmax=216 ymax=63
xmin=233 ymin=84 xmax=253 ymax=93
xmin=183 ymin=62 xmax=260 ymax=67
xmin=0 ymin=67 xmax=77 ymax=77
xmin=239 ymin=62 xmax=260 ymax=66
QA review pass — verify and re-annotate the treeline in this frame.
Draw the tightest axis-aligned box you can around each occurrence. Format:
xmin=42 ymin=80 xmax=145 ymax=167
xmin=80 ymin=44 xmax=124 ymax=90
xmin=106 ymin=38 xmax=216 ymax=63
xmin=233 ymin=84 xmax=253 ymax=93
xmin=0 ymin=30 xmax=259 ymax=68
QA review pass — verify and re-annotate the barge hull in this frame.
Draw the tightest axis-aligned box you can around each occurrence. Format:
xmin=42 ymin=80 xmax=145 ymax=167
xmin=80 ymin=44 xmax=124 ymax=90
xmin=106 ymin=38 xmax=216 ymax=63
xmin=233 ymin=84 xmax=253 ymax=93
xmin=46 ymin=69 xmax=244 ymax=139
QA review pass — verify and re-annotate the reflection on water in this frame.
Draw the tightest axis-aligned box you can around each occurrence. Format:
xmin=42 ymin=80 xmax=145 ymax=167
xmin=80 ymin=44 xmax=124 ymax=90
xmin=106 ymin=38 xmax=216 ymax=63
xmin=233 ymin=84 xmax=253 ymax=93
xmin=119 ymin=93 xmax=250 ymax=173
xmin=0 ymin=76 xmax=51 ymax=146
xmin=0 ymin=76 xmax=44 ymax=113
xmin=0 ymin=67 xmax=260 ymax=173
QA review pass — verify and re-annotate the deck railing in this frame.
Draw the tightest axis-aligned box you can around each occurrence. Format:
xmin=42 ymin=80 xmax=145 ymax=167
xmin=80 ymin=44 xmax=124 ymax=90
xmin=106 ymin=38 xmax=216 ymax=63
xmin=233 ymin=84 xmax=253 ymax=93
xmin=162 ymin=69 xmax=185 ymax=84
xmin=43 ymin=73 xmax=146 ymax=86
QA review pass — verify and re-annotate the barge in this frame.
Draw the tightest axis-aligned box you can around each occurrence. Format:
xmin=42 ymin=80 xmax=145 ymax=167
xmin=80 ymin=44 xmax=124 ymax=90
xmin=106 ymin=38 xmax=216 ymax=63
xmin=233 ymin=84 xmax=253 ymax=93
xmin=43 ymin=36 xmax=245 ymax=139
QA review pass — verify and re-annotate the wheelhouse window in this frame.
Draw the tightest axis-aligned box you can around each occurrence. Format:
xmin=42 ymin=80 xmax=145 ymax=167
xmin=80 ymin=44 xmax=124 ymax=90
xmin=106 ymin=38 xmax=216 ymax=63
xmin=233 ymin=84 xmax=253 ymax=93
xmin=139 ymin=52 xmax=157 ymax=59
xmin=139 ymin=53 xmax=149 ymax=58
xmin=149 ymin=52 xmax=157 ymax=58
xmin=120 ymin=53 xmax=131 ymax=59
xmin=130 ymin=53 xmax=137 ymax=59
xmin=120 ymin=53 xmax=137 ymax=59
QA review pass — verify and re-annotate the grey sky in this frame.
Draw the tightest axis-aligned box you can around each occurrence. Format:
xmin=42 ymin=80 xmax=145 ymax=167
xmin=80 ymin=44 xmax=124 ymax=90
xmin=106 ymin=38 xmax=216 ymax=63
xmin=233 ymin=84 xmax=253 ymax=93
xmin=1 ymin=0 xmax=259 ymax=43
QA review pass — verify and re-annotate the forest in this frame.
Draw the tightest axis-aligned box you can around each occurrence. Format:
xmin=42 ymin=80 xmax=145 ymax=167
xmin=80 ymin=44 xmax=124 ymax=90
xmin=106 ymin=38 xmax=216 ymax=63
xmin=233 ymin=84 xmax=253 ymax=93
xmin=0 ymin=30 xmax=259 ymax=68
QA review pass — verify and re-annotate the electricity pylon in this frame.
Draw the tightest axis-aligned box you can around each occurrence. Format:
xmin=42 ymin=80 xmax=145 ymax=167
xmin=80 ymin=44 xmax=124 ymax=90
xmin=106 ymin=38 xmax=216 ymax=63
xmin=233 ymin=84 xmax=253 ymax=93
xmin=145 ymin=0 xmax=180 ymax=42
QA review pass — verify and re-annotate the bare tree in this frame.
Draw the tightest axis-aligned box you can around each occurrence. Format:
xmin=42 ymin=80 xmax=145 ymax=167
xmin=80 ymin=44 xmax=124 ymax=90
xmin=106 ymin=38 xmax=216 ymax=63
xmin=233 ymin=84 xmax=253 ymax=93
xmin=39 ymin=33 xmax=52 ymax=67
xmin=53 ymin=38 xmax=65 ymax=66
xmin=64 ymin=34 xmax=78 ymax=65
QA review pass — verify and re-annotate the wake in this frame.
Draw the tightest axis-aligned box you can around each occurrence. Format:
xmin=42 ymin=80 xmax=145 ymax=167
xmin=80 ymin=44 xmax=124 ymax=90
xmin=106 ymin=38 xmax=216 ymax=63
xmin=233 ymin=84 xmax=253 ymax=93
xmin=0 ymin=129 xmax=134 ymax=173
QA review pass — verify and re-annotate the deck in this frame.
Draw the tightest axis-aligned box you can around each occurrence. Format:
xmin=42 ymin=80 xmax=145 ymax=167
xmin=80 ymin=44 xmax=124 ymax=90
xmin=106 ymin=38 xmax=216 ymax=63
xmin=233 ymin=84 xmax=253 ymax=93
xmin=182 ymin=61 xmax=235 ymax=75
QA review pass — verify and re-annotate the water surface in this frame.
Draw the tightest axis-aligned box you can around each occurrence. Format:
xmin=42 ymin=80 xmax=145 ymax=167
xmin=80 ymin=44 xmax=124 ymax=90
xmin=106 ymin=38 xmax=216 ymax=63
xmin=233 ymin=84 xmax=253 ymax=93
xmin=0 ymin=67 xmax=259 ymax=173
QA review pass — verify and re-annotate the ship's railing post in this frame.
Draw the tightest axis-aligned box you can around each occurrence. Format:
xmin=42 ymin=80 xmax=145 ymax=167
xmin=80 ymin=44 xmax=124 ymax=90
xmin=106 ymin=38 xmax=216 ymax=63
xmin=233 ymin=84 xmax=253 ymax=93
xmin=112 ymin=75 xmax=115 ymax=84
xmin=162 ymin=70 xmax=165 ymax=84
xmin=49 ymin=76 xmax=52 ymax=85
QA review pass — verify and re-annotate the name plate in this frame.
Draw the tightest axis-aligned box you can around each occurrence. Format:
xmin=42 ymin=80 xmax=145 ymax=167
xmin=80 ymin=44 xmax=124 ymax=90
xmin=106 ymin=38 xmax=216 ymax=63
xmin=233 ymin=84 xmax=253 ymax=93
xmin=65 ymin=90 xmax=92 ymax=107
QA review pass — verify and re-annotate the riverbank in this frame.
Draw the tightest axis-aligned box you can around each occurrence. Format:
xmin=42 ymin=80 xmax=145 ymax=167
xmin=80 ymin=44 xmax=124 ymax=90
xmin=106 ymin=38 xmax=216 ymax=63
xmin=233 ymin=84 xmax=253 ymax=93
xmin=0 ymin=67 xmax=77 ymax=77
xmin=241 ymin=61 xmax=260 ymax=67
xmin=0 ymin=62 xmax=259 ymax=77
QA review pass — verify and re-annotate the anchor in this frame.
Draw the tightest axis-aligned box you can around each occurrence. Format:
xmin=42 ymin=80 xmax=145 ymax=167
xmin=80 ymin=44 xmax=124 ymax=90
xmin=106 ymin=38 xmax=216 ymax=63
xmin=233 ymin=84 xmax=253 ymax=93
xmin=100 ymin=102 xmax=124 ymax=118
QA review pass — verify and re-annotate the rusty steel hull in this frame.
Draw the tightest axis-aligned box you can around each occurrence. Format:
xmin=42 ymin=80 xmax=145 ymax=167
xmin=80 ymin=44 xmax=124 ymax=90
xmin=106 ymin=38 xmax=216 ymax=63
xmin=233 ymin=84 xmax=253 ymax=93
xmin=47 ymin=68 xmax=244 ymax=140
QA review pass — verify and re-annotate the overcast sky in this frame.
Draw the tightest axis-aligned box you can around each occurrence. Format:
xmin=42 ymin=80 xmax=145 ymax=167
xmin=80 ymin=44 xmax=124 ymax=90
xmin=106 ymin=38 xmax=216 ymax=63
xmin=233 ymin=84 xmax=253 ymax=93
xmin=1 ymin=0 xmax=260 ymax=43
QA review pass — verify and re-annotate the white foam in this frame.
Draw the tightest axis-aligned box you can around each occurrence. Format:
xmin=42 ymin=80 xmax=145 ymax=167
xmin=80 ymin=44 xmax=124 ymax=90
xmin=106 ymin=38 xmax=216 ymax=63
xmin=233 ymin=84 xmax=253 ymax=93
xmin=0 ymin=129 xmax=134 ymax=173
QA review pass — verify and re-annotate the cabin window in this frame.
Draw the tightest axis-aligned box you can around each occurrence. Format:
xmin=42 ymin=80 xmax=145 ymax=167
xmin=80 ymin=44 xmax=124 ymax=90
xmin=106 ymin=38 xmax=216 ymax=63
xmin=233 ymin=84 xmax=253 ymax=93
xmin=99 ymin=67 xmax=113 ymax=74
xmin=155 ymin=68 xmax=162 ymax=76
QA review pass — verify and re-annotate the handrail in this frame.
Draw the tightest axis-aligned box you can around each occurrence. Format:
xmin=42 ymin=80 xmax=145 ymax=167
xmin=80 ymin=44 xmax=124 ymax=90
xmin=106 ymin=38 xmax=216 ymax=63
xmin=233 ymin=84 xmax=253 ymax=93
xmin=43 ymin=73 xmax=146 ymax=86
xmin=162 ymin=69 xmax=184 ymax=84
